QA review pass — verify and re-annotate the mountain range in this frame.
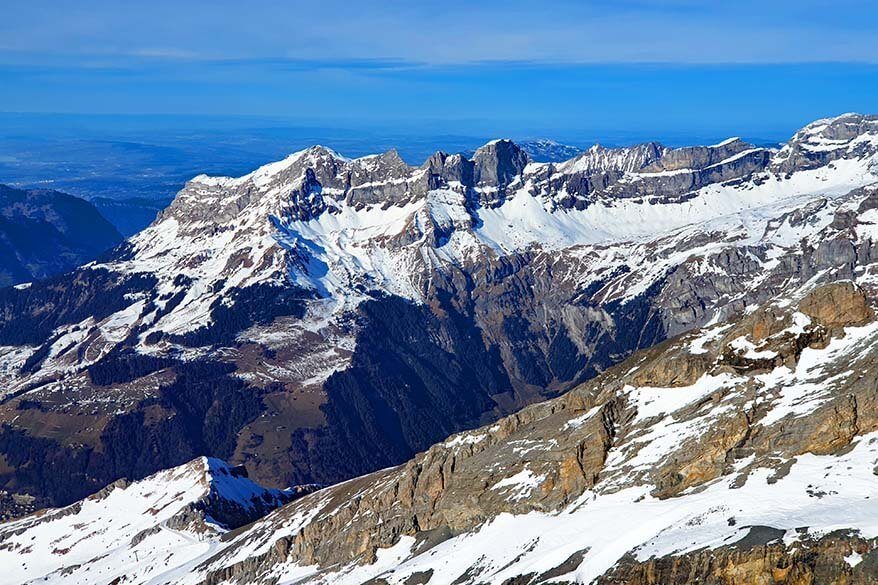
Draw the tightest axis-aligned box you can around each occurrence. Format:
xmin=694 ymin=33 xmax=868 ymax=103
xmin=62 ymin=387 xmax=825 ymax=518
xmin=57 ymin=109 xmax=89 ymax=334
xmin=0 ymin=112 xmax=877 ymax=584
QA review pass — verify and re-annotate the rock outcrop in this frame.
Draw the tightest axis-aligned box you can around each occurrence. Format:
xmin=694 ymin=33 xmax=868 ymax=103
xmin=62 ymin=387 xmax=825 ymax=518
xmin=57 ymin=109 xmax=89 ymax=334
xmin=165 ymin=281 xmax=878 ymax=584
xmin=0 ymin=114 xmax=876 ymax=527
xmin=600 ymin=532 xmax=878 ymax=585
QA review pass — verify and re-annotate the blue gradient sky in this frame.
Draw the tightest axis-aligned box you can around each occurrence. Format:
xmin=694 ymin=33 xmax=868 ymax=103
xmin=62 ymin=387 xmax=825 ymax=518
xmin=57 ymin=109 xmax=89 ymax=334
xmin=2 ymin=1 xmax=877 ymax=138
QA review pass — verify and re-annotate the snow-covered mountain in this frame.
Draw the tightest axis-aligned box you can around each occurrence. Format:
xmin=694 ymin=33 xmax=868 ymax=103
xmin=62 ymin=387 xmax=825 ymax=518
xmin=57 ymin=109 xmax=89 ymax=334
xmin=7 ymin=279 xmax=878 ymax=584
xmin=182 ymin=280 xmax=878 ymax=585
xmin=0 ymin=457 xmax=313 ymax=584
xmin=0 ymin=113 xmax=877 ymax=523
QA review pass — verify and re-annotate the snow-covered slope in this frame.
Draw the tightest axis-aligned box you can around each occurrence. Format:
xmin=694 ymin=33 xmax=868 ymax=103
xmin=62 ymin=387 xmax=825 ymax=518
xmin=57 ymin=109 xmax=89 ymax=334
xmin=101 ymin=113 xmax=876 ymax=336
xmin=7 ymin=280 xmax=877 ymax=584
xmin=182 ymin=282 xmax=878 ymax=584
xmin=0 ymin=113 xmax=877 ymax=522
xmin=0 ymin=457 xmax=309 ymax=585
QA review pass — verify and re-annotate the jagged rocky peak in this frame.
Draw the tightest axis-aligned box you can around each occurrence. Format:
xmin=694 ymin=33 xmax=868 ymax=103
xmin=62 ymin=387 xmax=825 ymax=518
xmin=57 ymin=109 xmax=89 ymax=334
xmin=471 ymin=138 xmax=530 ymax=204
xmin=157 ymin=112 xmax=878 ymax=233
xmin=350 ymin=147 xmax=410 ymax=175
xmin=773 ymin=112 xmax=878 ymax=173
xmin=796 ymin=112 xmax=878 ymax=144
xmin=558 ymin=141 xmax=667 ymax=174
xmin=346 ymin=148 xmax=423 ymax=209
xmin=158 ymin=144 xmax=349 ymax=227
xmin=3 ymin=115 xmax=878 ymax=583
xmin=640 ymin=136 xmax=759 ymax=172
xmin=261 ymin=144 xmax=350 ymax=190
xmin=553 ymin=137 xmax=765 ymax=177
xmin=421 ymin=150 xmax=474 ymax=190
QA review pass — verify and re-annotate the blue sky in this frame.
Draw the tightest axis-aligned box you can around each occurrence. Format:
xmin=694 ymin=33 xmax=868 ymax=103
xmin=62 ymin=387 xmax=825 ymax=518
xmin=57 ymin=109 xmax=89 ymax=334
xmin=2 ymin=1 xmax=878 ymax=139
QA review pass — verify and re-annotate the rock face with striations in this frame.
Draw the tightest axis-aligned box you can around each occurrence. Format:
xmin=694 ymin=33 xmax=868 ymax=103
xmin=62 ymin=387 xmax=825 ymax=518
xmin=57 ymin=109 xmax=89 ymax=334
xmin=177 ymin=280 xmax=878 ymax=584
xmin=772 ymin=113 xmax=878 ymax=174
xmin=471 ymin=139 xmax=531 ymax=205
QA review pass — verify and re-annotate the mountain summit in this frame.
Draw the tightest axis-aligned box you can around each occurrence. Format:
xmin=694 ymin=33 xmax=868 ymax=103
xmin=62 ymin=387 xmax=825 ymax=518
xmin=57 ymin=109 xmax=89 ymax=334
xmin=0 ymin=114 xmax=876 ymax=520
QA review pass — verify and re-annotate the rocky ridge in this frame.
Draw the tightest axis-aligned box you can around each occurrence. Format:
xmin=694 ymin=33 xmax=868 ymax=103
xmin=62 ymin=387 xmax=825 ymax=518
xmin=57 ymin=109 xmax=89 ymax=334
xmin=5 ymin=279 xmax=878 ymax=584
xmin=0 ymin=113 xmax=876 ymax=519
xmin=182 ymin=280 xmax=878 ymax=584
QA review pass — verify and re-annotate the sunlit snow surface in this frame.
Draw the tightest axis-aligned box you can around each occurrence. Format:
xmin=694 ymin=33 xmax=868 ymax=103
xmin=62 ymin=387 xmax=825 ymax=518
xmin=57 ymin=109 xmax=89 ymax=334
xmin=4 ymin=117 xmax=878 ymax=583
xmin=351 ymin=437 xmax=878 ymax=585
xmin=0 ymin=458 xmax=289 ymax=585
xmin=88 ymin=123 xmax=878 ymax=348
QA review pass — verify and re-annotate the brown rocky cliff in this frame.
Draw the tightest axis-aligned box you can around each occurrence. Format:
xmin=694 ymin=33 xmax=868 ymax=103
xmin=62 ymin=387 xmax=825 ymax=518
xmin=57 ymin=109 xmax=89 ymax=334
xmin=599 ymin=532 xmax=878 ymax=585
xmin=196 ymin=281 xmax=878 ymax=584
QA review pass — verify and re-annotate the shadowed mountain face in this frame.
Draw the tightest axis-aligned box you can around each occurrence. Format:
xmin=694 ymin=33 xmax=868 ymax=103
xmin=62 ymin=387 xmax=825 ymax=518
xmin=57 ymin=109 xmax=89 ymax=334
xmin=91 ymin=196 xmax=174 ymax=236
xmin=0 ymin=185 xmax=122 ymax=286
xmin=0 ymin=114 xmax=876 ymax=521
xmin=6 ymin=281 xmax=878 ymax=584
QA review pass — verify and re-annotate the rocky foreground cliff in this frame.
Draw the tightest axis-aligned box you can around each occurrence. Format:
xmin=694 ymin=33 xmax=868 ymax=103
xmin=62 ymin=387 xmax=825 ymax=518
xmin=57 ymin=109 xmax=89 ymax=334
xmin=4 ymin=279 xmax=877 ymax=584
xmin=0 ymin=113 xmax=877 ymax=524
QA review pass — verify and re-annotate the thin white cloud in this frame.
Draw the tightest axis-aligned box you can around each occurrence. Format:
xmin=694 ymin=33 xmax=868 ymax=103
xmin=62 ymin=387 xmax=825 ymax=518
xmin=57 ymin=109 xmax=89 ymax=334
xmin=1 ymin=0 xmax=877 ymax=65
xmin=128 ymin=48 xmax=202 ymax=60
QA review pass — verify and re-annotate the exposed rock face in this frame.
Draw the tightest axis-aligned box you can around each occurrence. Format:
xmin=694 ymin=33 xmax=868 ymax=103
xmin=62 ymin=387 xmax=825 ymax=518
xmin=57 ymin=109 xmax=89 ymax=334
xmin=560 ymin=142 xmax=665 ymax=174
xmin=535 ymin=136 xmax=772 ymax=210
xmin=0 ymin=114 xmax=876 ymax=524
xmin=599 ymin=532 xmax=878 ymax=585
xmin=772 ymin=113 xmax=878 ymax=174
xmin=12 ymin=280 xmax=874 ymax=583
xmin=471 ymin=139 xmax=531 ymax=205
xmin=177 ymin=281 xmax=878 ymax=584
xmin=0 ymin=184 xmax=122 ymax=286
xmin=798 ymin=281 xmax=874 ymax=328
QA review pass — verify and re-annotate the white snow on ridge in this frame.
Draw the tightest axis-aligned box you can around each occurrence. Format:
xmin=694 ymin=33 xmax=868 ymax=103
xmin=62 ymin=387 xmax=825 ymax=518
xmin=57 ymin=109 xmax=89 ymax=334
xmin=0 ymin=458 xmax=284 ymax=585
xmin=69 ymin=116 xmax=878 ymax=351
xmin=476 ymin=154 xmax=877 ymax=253
xmin=711 ymin=136 xmax=742 ymax=148
xmin=265 ymin=433 xmax=878 ymax=585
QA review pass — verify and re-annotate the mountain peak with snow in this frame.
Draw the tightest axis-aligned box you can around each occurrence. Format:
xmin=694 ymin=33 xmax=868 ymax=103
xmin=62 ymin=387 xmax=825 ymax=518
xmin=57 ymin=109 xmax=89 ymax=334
xmin=0 ymin=456 xmax=310 ymax=584
xmin=1 ymin=114 xmax=878 ymax=550
xmin=54 ymin=112 xmax=878 ymax=357
xmin=10 ymin=278 xmax=878 ymax=584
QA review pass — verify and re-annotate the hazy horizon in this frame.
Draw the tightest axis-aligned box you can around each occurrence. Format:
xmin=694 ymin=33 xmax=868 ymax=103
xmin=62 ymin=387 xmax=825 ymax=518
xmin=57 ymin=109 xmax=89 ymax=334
xmin=3 ymin=2 xmax=878 ymax=137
